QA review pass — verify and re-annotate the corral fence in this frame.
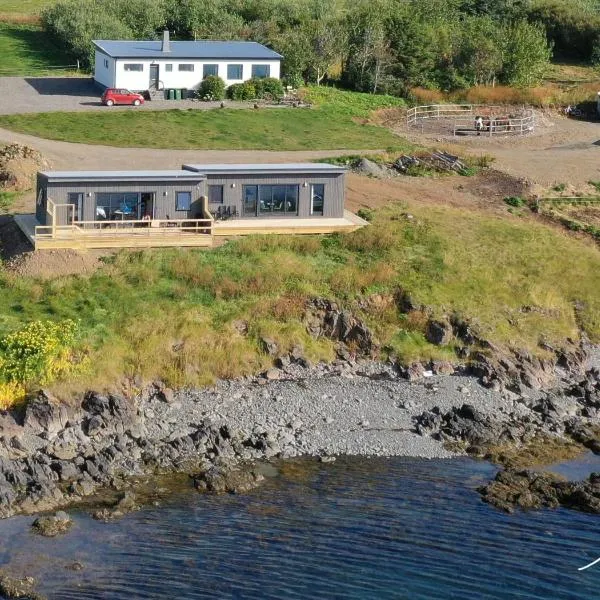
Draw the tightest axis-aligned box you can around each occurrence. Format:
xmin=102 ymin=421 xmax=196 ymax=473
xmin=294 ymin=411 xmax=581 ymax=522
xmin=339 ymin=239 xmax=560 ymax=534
xmin=406 ymin=104 xmax=535 ymax=137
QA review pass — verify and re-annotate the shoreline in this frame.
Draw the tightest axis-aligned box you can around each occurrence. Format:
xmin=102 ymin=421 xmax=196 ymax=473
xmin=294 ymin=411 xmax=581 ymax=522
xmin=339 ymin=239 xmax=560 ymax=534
xmin=0 ymin=352 xmax=598 ymax=520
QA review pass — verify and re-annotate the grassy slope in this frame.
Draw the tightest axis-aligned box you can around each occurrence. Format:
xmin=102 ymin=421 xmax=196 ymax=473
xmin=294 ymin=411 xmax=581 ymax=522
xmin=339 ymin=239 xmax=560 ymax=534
xmin=1 ymin=201 xmax=598 ymax=393
xmin=0 ymin=23 xmax=73 ymax=75
xmin=0 ymin=0 xmax=51 ymax=14
xmin=0 ymin=87 xmax=408 ymax=151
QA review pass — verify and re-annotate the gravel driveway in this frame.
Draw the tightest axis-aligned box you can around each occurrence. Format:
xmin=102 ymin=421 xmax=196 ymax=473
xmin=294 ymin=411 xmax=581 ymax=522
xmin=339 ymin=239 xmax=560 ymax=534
xmin=0 ymin=76 xmax=251 ymax=115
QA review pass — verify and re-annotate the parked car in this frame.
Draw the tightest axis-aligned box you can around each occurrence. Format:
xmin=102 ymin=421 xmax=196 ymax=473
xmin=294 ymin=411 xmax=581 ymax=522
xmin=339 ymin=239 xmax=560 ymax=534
xmin=101 ymin=88 xmax=145 ymax=106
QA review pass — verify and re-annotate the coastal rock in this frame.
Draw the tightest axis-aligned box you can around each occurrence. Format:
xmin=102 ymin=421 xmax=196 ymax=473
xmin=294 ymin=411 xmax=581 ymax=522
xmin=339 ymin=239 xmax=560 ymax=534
xmin=0 ymin=572 xmax=45 ymax=600
xmin=426 ymin=319 xmax=453 ymax=346
xmin=31 ymin=511 xmax=72 ymax=537
xmin=193 ymin=465 xmax=265 ymax=494
xmin=260 ymin=337 xmax=279 ymax=357
xmin=478 ymin=469 xmax=600 ymax=514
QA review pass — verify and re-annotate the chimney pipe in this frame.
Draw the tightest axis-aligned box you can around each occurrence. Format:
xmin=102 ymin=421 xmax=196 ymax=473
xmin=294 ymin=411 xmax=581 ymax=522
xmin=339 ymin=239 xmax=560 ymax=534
xmin=162 ymin=30 xmax=171 ymax=53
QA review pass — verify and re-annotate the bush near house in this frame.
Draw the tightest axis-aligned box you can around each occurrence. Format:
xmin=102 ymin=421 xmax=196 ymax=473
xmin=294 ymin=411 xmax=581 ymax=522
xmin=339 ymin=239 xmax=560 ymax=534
xmin=227 ymin=81 xmax=256 ymax=101
xmin=197 ymin=75 xmax=226 ymax=101
xmin=251 ymin=77 xmax=285 ymax=101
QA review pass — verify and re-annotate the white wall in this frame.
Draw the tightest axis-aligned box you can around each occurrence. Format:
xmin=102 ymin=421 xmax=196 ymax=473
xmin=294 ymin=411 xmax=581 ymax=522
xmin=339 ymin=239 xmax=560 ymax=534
xmin=112 ymin=59 xmax=280 ymax=91
xmin=94 ymin=50 xmax=116 ymax=88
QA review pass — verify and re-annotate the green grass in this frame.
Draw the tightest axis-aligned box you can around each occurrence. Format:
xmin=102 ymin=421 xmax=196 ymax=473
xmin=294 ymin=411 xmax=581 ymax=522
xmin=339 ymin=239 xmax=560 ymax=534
xmin=1 ymin=201 xmax=599 ymax=395
xmin=0 ymin=0 xmax=52 ymax=15
xmin=0 ymin=87 xmax=408 ymax=150
xmin=0 ymin=190 xmax=18 ymax=213
xmin=0 ymin=23 xmax=74 ymax=75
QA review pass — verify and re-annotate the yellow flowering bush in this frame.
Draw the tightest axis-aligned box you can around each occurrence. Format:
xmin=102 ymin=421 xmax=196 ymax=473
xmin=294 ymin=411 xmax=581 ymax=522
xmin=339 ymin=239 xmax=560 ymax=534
xmin=0 ymin=320 xmax=87 ymax=387
xmin=0 ymin=381 xmax=26 ymax=410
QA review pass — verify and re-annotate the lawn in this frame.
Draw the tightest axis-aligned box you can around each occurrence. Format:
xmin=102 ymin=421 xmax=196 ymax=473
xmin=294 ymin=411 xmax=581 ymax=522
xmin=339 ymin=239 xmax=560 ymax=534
xmin=1 ymin=200 xmax=599 ymax=397
xmin=0 ymin=23 xmax=74 ymax=75
xmin=0 ymin=88 xmax=409 ymax=150
xmin=0 ymin=0 xmax=52 ymax=15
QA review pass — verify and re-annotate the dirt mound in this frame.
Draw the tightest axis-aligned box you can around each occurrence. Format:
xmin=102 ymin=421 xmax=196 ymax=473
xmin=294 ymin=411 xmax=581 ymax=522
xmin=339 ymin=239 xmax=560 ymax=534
xmin=0 ymin=143 xmax=49 ymax=191
xmin=6 ymin=248 xmax=106 ymax=279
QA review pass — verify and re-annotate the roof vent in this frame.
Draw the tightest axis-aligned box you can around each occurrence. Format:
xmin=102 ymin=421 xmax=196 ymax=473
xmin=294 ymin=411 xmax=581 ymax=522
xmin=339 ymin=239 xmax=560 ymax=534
xmin=161 ymin=30 xmax=171 ymax=53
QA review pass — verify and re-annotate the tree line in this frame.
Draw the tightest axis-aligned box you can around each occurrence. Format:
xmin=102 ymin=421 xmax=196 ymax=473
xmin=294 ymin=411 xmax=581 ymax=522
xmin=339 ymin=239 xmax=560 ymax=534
xmin=42 ymin=0 xmax=600 ymax=94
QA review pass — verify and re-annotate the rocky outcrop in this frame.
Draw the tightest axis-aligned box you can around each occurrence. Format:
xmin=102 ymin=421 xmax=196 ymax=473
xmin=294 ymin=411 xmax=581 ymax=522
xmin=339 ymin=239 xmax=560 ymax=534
xmin=304 ymin=298 xmax=375 ymax=357
xmin=31 ymin=511 xmax=72 ymax=537
xmin=0 ymin=572 xmax=45 ymax=600
xmin=478 ymin=469 xmax=600 ymax=514
xmin=193 ymin=464 xmax=265 ymax=494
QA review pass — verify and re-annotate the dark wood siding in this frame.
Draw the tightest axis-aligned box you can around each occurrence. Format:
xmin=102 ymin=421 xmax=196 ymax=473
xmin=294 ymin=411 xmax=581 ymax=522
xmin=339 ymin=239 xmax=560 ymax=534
xmin=43 ymin=180 xmax=205 ymax=225
xmin=35 ymin=174 xmax=47 ymax=225
xmin=205 ymin=172 xmax=345 ymax=218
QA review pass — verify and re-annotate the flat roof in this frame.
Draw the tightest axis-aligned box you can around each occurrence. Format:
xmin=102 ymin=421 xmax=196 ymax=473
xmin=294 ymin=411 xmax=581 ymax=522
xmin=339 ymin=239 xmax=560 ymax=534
xmin=182 ymin=163 xmax=346 ymax=175
xmin=40 ymin=170 xmax=205 ymax=182
xmin=93 ymin=40 xmax=282 ymax=60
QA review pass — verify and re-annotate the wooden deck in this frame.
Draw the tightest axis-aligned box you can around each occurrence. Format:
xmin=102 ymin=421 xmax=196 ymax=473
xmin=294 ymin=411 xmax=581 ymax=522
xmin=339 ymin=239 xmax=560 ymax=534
xmin=15 ymin=211 xmax=368 ymax=250
xmin=212 ymin=211 xmax=367 ymax=236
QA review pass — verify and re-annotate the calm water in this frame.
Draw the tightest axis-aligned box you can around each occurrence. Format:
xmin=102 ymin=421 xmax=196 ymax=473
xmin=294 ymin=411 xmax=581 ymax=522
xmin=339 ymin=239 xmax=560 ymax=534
xmin=1 ymin=456 xmax=600 ymax=599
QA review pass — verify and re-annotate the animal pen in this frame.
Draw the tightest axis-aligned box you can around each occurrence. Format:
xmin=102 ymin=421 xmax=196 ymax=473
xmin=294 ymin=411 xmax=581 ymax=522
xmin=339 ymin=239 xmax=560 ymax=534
xmin=406 ymin=104 xmax=535 ymax=137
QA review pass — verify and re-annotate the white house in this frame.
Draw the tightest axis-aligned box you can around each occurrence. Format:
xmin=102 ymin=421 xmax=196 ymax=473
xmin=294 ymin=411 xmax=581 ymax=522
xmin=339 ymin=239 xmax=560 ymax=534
xmin=93 ymin=31 xmax=282 ymax=92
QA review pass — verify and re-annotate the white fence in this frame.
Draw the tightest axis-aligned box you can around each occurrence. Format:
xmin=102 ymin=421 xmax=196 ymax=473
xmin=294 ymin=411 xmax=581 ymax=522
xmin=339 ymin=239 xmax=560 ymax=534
xmin=406 ymin=104 xmax=535 ymax=137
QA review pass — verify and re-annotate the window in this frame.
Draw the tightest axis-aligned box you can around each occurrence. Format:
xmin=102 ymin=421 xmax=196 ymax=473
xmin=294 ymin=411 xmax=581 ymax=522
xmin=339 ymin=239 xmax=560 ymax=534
xmin=68 ymin=192 xmax=83 ymax=222
xmin=258 ymin=185 xmax=298 ymax=216
xmin=165 ymin=64 xmax=173 ymax=72
xmin=103 ymin=59 xmax=109 ymax=69
xmin=208 ymin=185 xmax=224 ymax=205
xmin=311 ymin=184 xmax=324 ymax=216
xmin=124 ymin=63 xmax=143 ymax=72
xmin=251 ymin=64 xmax=270 ymax=78
xmin=176 ymin=191 xmax=192 ymax=211
xmin=203 ymin=64 xmax=218 ymax=78
xmin=227 ymin=64 xmax=243 ymax=80
xmin=178 ymin=64 xmax=195 ymax=72
xmin=96 ymin=193 xmax=139 ymax=221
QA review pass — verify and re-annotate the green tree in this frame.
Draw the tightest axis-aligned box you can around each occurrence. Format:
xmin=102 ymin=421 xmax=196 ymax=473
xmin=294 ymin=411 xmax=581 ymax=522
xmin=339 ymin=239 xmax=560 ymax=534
xmin=501 ymin=20 xmax=552 ymax=86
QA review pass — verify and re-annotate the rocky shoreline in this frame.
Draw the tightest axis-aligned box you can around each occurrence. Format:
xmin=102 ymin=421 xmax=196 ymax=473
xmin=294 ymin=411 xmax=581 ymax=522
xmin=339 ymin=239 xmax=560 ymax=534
xmin=0 ymin=343 xmax=597 ymax=521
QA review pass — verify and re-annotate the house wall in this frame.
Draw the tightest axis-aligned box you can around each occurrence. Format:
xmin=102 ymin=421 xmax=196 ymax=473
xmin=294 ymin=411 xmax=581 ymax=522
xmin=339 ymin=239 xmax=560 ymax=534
xmin=111 ymin=59 xmax=280 ymax=91
xmin=203 ymin=173 xmax=345 ymax=218
xmin=42 ymin=180 xmax=205 ymax=225
xmin=35 ymin=174 xmax=48 ymax=225
xmin=94 ymin=50 xmax=116 ymax=88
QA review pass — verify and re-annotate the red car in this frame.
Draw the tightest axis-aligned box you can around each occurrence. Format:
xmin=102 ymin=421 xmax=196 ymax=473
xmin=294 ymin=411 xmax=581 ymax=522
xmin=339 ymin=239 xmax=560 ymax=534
xmin=101 ymin=88 xmax=145 ymax=106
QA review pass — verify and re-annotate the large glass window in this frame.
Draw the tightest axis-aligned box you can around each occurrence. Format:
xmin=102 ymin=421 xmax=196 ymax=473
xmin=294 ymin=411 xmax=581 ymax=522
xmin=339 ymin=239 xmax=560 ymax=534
xmin=251 ymin=64 xmax=270 ymax=78
xmin=178 ymin=64 xmax=195 ymax=72
xmin=176 ymin=191 xmax=192 ymax=211
xmin=258 ymin=185 xmax=298 ymax=216
xmin=95 ymin=192 xmax=139 ymax=220
xmin=227 ymin=64 xmax=243 ymax=80
xmin=203 ymin=64 xmax=219 ymax=78
xmin=124 ymin=64 xmax=143 ymax=71
xmin=165 ymin=64 xmax=173 ymax=72
xmin=311 ymin=184 xmax=324 ymax=216
xmin=208 ymin=185 xmax=223 ymax=204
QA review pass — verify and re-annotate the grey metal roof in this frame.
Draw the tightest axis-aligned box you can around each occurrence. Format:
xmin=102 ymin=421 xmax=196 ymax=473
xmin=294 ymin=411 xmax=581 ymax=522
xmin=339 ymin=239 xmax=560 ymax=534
xmin=40 ymin=170 xmax=205 ymax=182
xmin=93 ymin=40 xmax=282 ymax=60
xmin=182 ymin=163 xmax=346 ymax=175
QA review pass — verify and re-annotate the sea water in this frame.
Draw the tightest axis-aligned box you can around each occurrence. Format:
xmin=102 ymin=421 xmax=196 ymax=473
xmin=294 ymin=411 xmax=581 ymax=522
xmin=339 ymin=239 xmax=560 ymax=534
xmin=1 ymin=456 xmax=599 ymax=599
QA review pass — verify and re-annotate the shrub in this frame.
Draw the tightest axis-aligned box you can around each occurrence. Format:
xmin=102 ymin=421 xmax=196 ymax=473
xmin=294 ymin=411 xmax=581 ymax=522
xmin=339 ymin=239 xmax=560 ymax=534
xmin=250 ymin=77 xmax=285 ymax=101
xmin=357 ymin=208 xmax=375 ymax=222
xmin=504 ymin=196 xmax=526 ymax=208
xmin=198 ymin=75 xmax=226 ymax=101
xmin=227 ymin=81 xmax=256 ymax=101
xmin=283 ymin=73 xmax=304 ymax=89
xmin=0 ymin=381 xmax=26 ymax=411
xmin=0 ymin=320 xmax=87 ymax=386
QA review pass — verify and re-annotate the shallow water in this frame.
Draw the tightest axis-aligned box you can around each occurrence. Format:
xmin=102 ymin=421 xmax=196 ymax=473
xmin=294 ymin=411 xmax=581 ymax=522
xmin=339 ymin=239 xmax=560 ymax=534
xmin=1 ymin=456 xmax=600 ymax=599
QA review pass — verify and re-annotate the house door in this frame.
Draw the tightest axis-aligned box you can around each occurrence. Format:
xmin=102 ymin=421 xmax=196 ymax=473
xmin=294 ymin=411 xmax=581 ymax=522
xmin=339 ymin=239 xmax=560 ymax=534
xmin=243 ymin=185 xmax=258 ymax=217
xmin=68 ymin=192 xmax=83 ymax=222
xmin=149 ymin=65 xmax=159 ymax=89
xmin=140 ymin=192 xmax=155 ymax=219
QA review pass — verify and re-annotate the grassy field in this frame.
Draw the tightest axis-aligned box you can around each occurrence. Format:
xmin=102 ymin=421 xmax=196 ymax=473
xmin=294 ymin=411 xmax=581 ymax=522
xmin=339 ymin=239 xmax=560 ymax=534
xmin=0 ymin=88 xmax=408 ymax=150
xmin=0 ymin=200 xmax=598 ymax=397
xmin=0 ymin=23 xmax=74 ymax=75
xmin=0 ymin=0 xmax=51 ymax=15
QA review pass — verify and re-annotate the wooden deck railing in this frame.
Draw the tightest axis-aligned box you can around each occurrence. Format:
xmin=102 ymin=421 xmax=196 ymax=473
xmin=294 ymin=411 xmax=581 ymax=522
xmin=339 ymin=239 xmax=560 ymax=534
xmin=35 ymin=217 xmax=213 ymax=240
